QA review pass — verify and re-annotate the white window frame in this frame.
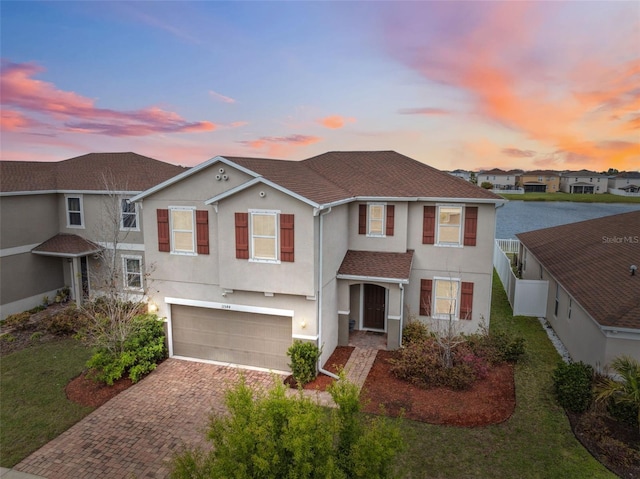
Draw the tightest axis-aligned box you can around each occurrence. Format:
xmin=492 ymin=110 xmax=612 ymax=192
xmin=65 ymin=194 xmax=84 ymax=229
xmin=436 ymin=204 xmax=463 ymax=247
xmin=432 ymin=277 xmax=461 ymax=320
xmin=367 ymin=203 xmax=386 ymax=237
xmin=169 ymin=206 xmax=196 ymax=255
xmin=122 ymin=255 xmax=143 ymax=291
xmin=120 ymin=198 xmax=139 ymax=231
xmin=249 ymin=209 xmax=280 ymax=263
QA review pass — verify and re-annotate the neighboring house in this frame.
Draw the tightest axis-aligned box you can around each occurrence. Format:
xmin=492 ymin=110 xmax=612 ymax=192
xmin=517 ymin=170 xmax=560 ymax=193
xmin=517 ymin=211 xmax=640 ymax=369
xmin=608 ymin=171 xmax=640 ymax=193
xmin=132 ymin=151 xmax=505 ymax=372
xmin=447 ymin=169 xmax=472 ymax=182
xmin=479 ymin=169 xmax=518 ymax=190
xmin=559 ymin=170 xmax=607 ymax=194
xmin=0 ymin=153 xmax=186 ymax=319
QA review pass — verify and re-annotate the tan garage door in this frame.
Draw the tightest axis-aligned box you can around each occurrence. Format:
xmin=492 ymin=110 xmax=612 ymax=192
xmin=171 ymin=305 xmax=292 ymax=371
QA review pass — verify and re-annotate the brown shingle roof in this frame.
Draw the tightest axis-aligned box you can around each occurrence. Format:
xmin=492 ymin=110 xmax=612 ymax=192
xmin=337 ymin=250 xmax=415 ymax=282
xmin=230 ymin=151 xmax=502 ymax=204
xmin=517 ymin=211 xmax=640 ymax=330
xmin=0 ymin=152 xmax=187 ymax=193
xmin=32 ymin=234 xmax=102 ymax=257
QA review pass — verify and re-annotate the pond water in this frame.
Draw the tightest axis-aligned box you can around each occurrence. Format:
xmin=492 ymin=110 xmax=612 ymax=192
xmin=495 ymin=201 xmax=640 ymax=239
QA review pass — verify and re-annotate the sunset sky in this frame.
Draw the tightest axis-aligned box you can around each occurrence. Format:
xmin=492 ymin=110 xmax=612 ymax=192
xmin=1 ymin=1 xmax=639 ymax=171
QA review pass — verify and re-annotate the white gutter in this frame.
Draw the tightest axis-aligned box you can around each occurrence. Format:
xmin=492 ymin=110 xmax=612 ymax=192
xmin=317 ymin=207 xmax=339 ymax=380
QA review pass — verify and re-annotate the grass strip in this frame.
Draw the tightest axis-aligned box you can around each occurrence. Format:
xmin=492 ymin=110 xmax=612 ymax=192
xmin=499 ymin=192 xmax=640 ymax=203
xmin=0 ymin=338 xmax=93 ymax=467
xmin=392 ymin=270 xmax=614 ymax=478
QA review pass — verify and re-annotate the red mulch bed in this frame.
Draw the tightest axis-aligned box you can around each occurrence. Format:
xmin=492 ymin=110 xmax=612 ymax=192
xmin=66 ymin=372 xmax=133 ymax=408
xmin=361 ymin=350 xmax=516 ymax=427
xmin=285 ymin=346 xmax=354 ymax=392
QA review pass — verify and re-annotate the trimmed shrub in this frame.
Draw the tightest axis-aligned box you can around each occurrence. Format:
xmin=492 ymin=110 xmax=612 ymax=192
xmin=552 ymin=361 xmax=594 ymax=413
xmin=2 ymin=312 xmax=33 ymax=331
xmin=41 ymin=305 xmax=88 ymax=336
xmin=287 ymin=340 xmax=321 ymax=386
xmin=86 ymin=313 xmax=166 ymax=385
xmin=402 ymin=320 xmax=430 ymax=345
xmin=467 ymin=329 xmax=525 ymax=365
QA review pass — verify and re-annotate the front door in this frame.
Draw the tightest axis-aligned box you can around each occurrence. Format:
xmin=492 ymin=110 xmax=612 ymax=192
xmin=363 ymin=284 xmax=385 ymax=330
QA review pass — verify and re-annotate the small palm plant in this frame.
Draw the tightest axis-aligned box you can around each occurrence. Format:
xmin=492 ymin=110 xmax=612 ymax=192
xmin=594 ymin=355 xmax=640 ymax=432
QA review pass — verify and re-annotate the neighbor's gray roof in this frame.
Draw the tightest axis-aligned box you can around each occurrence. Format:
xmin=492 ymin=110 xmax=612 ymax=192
xmin=32 ymin=234 xmax=102 ymax=257
xmin=517 ymin=211 xmax=640 ymax=330
xmin=0 ymin=152 xmax=187 ymax=193
xmin=229 ymin=151 xmax=502 ymax=205
xmin=337 ymin=249 xmax=415 ymax=282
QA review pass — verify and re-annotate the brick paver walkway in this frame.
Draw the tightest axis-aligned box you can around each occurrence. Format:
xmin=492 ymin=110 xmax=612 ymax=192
xmin=14 ymin=359 xmax=279 ymax=479
xmin=14 ymin=349 xmax=379 ymax=479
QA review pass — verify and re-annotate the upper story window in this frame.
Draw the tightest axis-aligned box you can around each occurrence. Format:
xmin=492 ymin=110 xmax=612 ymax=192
xmin=422 ymin=205 xmax=477 ymax=247
xmin=251 ymin=211 xmax=278 ymax=261
xmin=358 ymin=203 xmax=394 ymax=237
xmin=437 ymin=206 xmax=462 ymax=244
xmin=66 ymin=195 xmax=84 ymax=228
xmin=171 ymin=207 xmax=196 ymax=254
xmin=121 ymin=199 xmax=138 ymax=230
xmin=123 ymin=255 xmax=143 ymax=290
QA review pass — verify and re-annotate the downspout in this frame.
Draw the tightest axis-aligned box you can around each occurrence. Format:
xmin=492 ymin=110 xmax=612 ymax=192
xmin=317 ymin=207 xmax=339 ymax=380
xmin=399 ymin=282 xmax=405 ymax=348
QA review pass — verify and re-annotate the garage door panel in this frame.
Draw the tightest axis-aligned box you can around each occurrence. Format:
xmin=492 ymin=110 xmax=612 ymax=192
xmin=171 ymin=305 xmax=292 ymax=371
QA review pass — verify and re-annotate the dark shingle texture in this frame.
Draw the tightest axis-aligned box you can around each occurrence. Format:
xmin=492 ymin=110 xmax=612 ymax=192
xmin=1 ymin=152 xmax=187 ymax=193
xmin=517 ymin=211 xmax=640 ymax=330
xmin=32 ymin=234 xmax=101 ymax=256
xmin=230 ymin=151 xmax=501 ymax=204
xmin=338 ymin=250 xmax=415 ymax=281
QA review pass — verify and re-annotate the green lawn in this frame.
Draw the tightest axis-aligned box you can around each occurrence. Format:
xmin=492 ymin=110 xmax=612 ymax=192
xmin=392 ymin=271 xmax=615 ymax=478
xmin=499 ymin=192 xmax=640 ymax=203
xmin=0 ymin=338 xmax=93 ymax=468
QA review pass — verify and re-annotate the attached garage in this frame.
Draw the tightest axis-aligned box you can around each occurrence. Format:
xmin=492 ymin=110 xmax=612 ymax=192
xmin=170 ymin=304 xmax=292 ymax=371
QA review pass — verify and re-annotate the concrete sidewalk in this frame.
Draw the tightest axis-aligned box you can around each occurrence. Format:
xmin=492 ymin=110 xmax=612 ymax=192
xmin=0 ymin=467 xmax=45 ymax=479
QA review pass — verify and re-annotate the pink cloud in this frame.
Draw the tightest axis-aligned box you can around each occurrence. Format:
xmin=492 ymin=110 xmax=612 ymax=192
xmin=318 ymin=115 xmax=355 ymax=129
xmin=238 ymin=134 xmax=321 ymax=157
xmin=0 ymin=109 xmax=41 ymax=131
xmin=0 ymin=60 xmax=216 ymax=137
xmin=209 ymin=90 xmax=236 ymax=104
xmin=398 ymin=107 xmax=450 ymax=116
xmin=502 ymin=148 xmax=536 ymax=158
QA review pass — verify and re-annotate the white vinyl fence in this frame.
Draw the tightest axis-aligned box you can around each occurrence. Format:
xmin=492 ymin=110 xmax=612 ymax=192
xmin=494 ymin=240 xmax=548 ymax=317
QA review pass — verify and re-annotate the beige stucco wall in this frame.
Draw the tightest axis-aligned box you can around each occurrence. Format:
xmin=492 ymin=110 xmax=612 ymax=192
xmin=347 ymin=202 xmax=408 ymax=253
xmin=559 ymin=176 xmax=606 ymax=194
xmin=1 ymin=194 xmax=59 ymax=248
xmin=481 ymin=174 xmax=516 ymax=189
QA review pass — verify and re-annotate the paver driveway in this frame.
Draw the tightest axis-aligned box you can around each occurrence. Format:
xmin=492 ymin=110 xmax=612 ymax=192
xmin=14 ymin=359 xmax=279 ymax=479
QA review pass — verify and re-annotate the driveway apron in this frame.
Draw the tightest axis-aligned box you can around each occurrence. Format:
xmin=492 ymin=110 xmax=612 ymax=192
xmin=14 ymin=359 xmax=278 ymax=479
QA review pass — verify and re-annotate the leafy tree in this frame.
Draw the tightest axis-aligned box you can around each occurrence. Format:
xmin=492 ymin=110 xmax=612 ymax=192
xmin=171 ymin=375 xmax=403 ymax=479
xmin=480 ymin=181 xmax=494 ymax=190
xmin=595 ymin=355 xmax=640 ymax=432
xmin=470 ymin=171 xmax=477 ymax=185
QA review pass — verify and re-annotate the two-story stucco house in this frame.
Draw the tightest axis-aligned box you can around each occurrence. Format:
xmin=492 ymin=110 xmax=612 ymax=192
xmin=132 ymin=151 xmax=505 ymax=372
xmin=517 ymin=170 xmax=560 ymax=193
xmin=517 ymin=211 xmax=640 ymax=369
xmin=559 ymin=170 xmax=607 ymax=194
xmin=608 ymin=171 xmax=640 ymax=194
xmin=479 ymin=169 xmax=518 ymax=190
xmin=0 ymin=153 xmax=186 ymax=319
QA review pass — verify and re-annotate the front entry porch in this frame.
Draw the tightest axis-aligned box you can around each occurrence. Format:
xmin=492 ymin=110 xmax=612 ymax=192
xmin=348 ymin=329 xmax=387 ymax=350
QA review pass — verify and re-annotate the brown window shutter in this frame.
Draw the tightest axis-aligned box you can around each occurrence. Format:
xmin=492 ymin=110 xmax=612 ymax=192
xmin=235 ymin=212 xmax=249 ymax=259
xmin=420 ymin=279 xmax=433 ymax=316
xmin=460 ymin=282 xmax=474 ymax=320
xmin=385 ymin=205 xmax=395 ymax=236
xmin=196 ymin=210 xmax=209 ymax=255
xmin=422 ymin=206 xmax=436 ymax=244
xmin=157 ymin=209 xmax=170 ymax=252
xmin=463 ymin=207 xmax=478 ymax=246
xmin=358 ymin=204 xmax=367 ymax=235
xmin=280 ymin=214 xmax=294 ymax=262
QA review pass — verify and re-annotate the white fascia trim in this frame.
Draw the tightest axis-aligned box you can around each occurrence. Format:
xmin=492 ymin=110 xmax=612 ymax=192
xmin=0 ymin=243 xmax=41 ymax=257
xmin=96 ymin=242 xmax=145 ymax=252
xmin=600 ymin=326 xmax=640 ymax=335
xmin=1 ymin=190 xmax=59 ymax=197
xmin=32 ymin=249 xmax=100 ymax=258
xmin=205 ymin=177 xmax=319 ymax=209
xmin=165 ymin=297 xmax=295 ymax=317
xmin=292 ymin=333 xmax=319 ymax=341
xmin=171 ymin=355 xmax=289 ymax=376
xmin=1 ymin=189 xmax=141 ymax=197
xmin=336 ymin=274 xmax=409 ymax=285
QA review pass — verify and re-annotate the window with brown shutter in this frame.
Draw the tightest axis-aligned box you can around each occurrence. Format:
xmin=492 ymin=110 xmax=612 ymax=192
xmin=386 ymin=205 xmax=395 ymax=236
xmin=280 ymin=214 xmax=294 ymax=262
xmin=460 ymin=282 xmax=474 ymax=320
xmin=420 ymin=279 xmax=433 ymax=316
xmin=235 ymin=212 xmax=249 ymax=259
xmin=463 ymin=207 xmax=478 ymax=246
xmin=157 ymin=209 xmax=170 ymax=252
xmin=422 ymin=206 xmax=436 ymax=244
xmin=196 ymin=210 xmax=209 ymax=255
xmin=358 ymin=204 xmax=367 ymax=235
